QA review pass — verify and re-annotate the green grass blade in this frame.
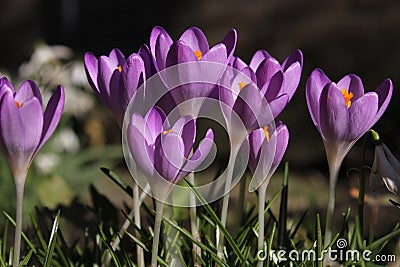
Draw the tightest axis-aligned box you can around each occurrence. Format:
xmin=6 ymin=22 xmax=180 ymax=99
xmin=2 ymin=211 xmax=37 ymax=253
xmin=43 ymin=211 xmax=60 ymax=267
xmin=100 ymin=167 xmax=133 ymax=196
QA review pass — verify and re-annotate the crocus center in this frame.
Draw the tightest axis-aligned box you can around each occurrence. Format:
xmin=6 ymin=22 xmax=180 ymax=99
xmin=194 ymin=50 xmax=202 ymax=60
xmin=117 ymin=65 xmax=122 ymax=72
xmin=238 ymin=82 xmax=247 ymax=90
xmin=341 ymin=89 xmax=353 ymax=109
xmin=162 ymin=129 xmax=173 ymax=135
xmin=15 ymin=100 xmax=23 ymax=108
xmin=263 ymin=126 xmax=270 ymax=142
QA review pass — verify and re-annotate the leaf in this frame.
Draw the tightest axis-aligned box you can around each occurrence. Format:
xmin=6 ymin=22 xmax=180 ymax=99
xmin=43 ymin=210 xmax=60 ymax=267
xmin=100 ymin=167 xmax=133 ymax=196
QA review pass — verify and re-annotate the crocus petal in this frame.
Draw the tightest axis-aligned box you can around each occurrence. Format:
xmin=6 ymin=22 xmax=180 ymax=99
xmin=38 ymin=86 xmax=65 ymax=150
xmin=230 ymin=56 xmax=247 ymax=70
xmin=97 ymin=55 xmax=118 ymax=102
xmin=0 ymin=95 xmax=43 ymax=177
xmin=154 ymin=133 xmax=185 ymax=182
xmin=255 ymin=57 xmax=281 ymax=88
xmin=109 ymin=48 xmax=126 ymax=66
xmin=221 ymin=28 xmax=237 ymax=59
xmin=337 ymin=74 xmax=364 ymax=102
xmin=248 ymin=128 xmax=264 ymax=173
xmin=249 ymin=50 xmax=270 ymax=71
xmin=15 ymin=80 xmax=43 ymax=106
xmin=138 ymin=44 xmax=158 ymax=79
xmin=120 ymin=53 xmax=145 ymax=108
xmin=179 ymin=27 xmax=209 ymax=55
xmin=346 ymin=92 xmax=378 ymax=141
xmin=268 ymin=94 xmax=289 ymax=118
xmin=166 ymin=41 xmax=198 ymax=66
xmin=150 ymin=26 xmax=173 ymax=60
xmin=201 ymin=43 xmax=228 ymax=64
xmin=84 ymin=52 xmax=99 ymax=92
xmin=272 ymin=122 xmax=289 ymax=168
xmin=319 ymin=83 xmax=348 ymax=142
xmin=282 ymin=49 xmax=303 ymax=72
xmin=282 ymin=50 xmax=303 ymax=100
xmin=145 ymin=107 xmax=167 ymax=144
xmin=306 ymin=68 xmax=331 ymax=128
xmin=179 ymin=129 xmax=214 ymax=179
xmin=373 ymin=79 xmax=393 ymax=125
xmin=262 ymin=70 xmax=284 ymax=102
xmin=172 ymin=116 xmax=195 ymax=158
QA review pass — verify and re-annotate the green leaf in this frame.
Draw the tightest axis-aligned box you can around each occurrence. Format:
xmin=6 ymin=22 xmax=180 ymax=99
xmin=100 ymin=167 xmax=133 ymax=196
xmin=43 ymin=210 xmax=60 ymax=267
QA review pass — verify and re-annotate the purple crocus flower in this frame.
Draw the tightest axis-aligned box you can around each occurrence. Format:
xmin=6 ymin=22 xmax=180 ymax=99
xmin=149 ymin=26 xmax=237 ymax=114
xmin=248 ymin=122 xmax=289 ymax=191
xmin=84 ymin=48 xmax=151 ymax=127
xmin=0 ymin=77 xmax=65 ymax=181
xmin=306 ymin=68 xmax=392 ymax=173
xmin=227 ymin=49 xmax=303 ymax=119
xmin=127 ymin=107 xmax=214 ymax=200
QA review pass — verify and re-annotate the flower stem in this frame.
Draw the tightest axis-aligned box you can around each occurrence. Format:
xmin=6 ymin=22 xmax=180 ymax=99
xmin=13 ymin=176 xmax=26 ymax=267
xmin=324 ymin=164 xmax=340 ymax=248
xmin=133 ymin=183 xmax=145 ymax=267
xmin=151 ymin=200 xmax=164 ymax=267
xmin=257 ymin=184 xmax=267 ymax=267
xmin=189 ymin=172 xmax=201 ymax=266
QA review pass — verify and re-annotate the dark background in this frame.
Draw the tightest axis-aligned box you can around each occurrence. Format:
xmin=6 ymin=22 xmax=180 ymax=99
xmin=1 ymin=0 xmax=400 ymax=231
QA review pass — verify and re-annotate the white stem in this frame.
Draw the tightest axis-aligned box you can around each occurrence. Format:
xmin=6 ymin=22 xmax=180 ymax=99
xmin=13 ymin=175 xmax=26 ymax=267
xmin=133 ymin=183 xmax=145 ymax=267
xmin=151 ymin=200 xmax=164 ymax=267
xmin=257 ymin=184 xmax=267 ymax=267
xmin=189 ymin=172 xmax=201 ymax=266
xmin=324 ymin=162 xmax=340 ymax=248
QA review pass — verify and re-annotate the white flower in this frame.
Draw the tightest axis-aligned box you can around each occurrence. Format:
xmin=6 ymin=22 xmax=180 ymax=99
xmin=371 ymin=143 xmax=400 ymax=194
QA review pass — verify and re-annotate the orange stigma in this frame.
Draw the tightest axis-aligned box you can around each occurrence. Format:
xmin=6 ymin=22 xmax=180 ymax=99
xmin=341 ymin=89 xmax=353 ymax=109
xmin=117 ymin=65 xmax=122 ymax=72
xmin=238 ymin=82 xmax=247 ymax=90
xmin=162 ymin=129 xmax=173 ymax=135
xmin=263 ymin=126 xmax=270 ymax=142
xmin=15 ymin=101 xmax=23 ymax=108
xmin=194 ymin=50 xmax=202 ymax=60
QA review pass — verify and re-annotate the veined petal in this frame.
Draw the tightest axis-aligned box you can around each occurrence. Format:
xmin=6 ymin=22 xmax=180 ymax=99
xmin=221 ymin=28 xmax=237 ymax=59
xmin=346 ymin=92 xmax=378 ymax=141
xmin=262 ymin=70 xmax=284 ymax=102
xmin=268 ymin=94 xmax=289 ymax=118
xmin=138 ymin=44 xmax=158 ymax=79
xmin=145 ymin=107 xmax=167 ymax=144
xmin=319 ymin=83 xmax=348 ymax=142
xmin=373 ymin=78 xmax=393 ymax=125
xmin=15 ymin=80 xmax=43 ymax=105
xmin=337 ymin=74 xmax=364 ymax=101
xmin=120 ymin=53 xmax=145 ymax=107
xmin=97 ymin=55 xmax=118 ymax=102
xmin=178 ymin=128 xmax=214 ymax=179
xmin=38 ymin=86 xmax=65 ymax=150
xmin=201 ymin=43 xmax=228 ymax=64
xmin=306 ymin=68 xmax=331 ymax=128
xmin=128 ymin=123 xmax=155 ymax=177
xmin=179 ymin=27 xmax=209 ymax=55
xmin=150 ymin=26 xmax=173 ymax=59
xmin=84 ymin=52 xmax=99 ymax=92
xmin=249 ymin=50 xmax=270 ymax=71
xmin=154 ymin=133 xmax=185 ymax=182
xmin=172 ymin=116 xmax=195 ymax=158
xmin=108 ymin=48 xmax=126 ymax=67
xmin=166 ymin=41 xmax=198 ymax=66
xmin=282 ymin=49 xmax=303 ymax=72
xmin=0 ymin=78 xmax=15 ymax=99
xmin=255 ymin=57 xmax=281 ymax=88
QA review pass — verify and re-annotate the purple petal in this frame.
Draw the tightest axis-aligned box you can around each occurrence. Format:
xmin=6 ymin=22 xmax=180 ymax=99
xmin=179 ymin=129 xmax=214 ymax=179
xmin=373 ymin=78 xmax=393 ymax=125
xmin=337 ymin=74 xmax=364 ymax=101
xmin=0 ymin=94 xmax=43 ymax=177
xmin=38 ymin=86 xmax=65 ymax=150
xmin=249 ymin=50 xmax=271 ymax=71
xmin=128 ymin=122 xmax=155 ymax=176
xmin=248 ymin=128 xmax=264 ymax=173
xmin=138 ymin=44 xmax=158 ymax=78
xmin=268 ymin=94 xmax=289 ymax=118
xmin=166 ymin=41 xmax=198 ymax=66
xmin=15 ymin=80 xmax=43 ymax=106
xmin=145 ymin=107 xmax=167 ymax=144
xmin=319 ymin=83 xmax=348 ymax=142
xmin=221 ymin=28 xmax=237 ymax=59
xmin=150 ymin=26 xmax=173 ymax=58
xmin=0 ymin=78 xmax=15 ymax=98
xmin=306 ymin=68 xmax=331 ymax=128
xmin=282 ymin=49 xmax=303 ymax=71
xmin=262 ymin=70 xmax=284 ymax=102
xmin=282 ymin=50 xmax=303 ymax=100
xmin=108 ymin=48 xmax=126 ymax=66
xmin=154 ymin=133 xmax=185 ymax=182
xmin=201 ymin=43 xmax=228 ymax=64
xmin=179 ymin=27 xmax=209 ymax=55
xmin=84 ymin=52 xmax=99 ymax=92
xmin=230 ymin=56 xmax=247 ymax=70
xmin=120 ymin=53 xmax=145 ymax=107
xmin=97 ymin=55 xmax=118 ymax=102
xmin=172 ymin=116 xmax=195 ymax=158
xmin=346 ymin=92 xmax=378 ymax=141
xmin=272 ymin=122 xmax=289 ymax=168
xmin=255 ymin=57 xmax=281 ymax=88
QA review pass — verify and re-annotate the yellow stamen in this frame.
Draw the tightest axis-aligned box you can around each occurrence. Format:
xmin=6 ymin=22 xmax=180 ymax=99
xmin=238 ymin=82 xmax=247 ymax=90
xmin=15 ymin=101 xmax=23 ymax=108
xmin=194 ymin=50 xmax=202 ymax=60
xmin=162 ymin=129 xmax=173 ymax=135
xmin=117 ymin=65 xmax=122 ymax=72
xmin=341 ymin=89 xmax=353 ymax=109
xmin=263 ymin=126 xmax=270 ymax=142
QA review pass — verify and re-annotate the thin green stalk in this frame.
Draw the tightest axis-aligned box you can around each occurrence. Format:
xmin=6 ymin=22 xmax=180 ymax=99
xmin=151 ymin=200 xmax=164 ymax=267
xmin=133 ymin=183 xmax=145 ymax=267
xmin=13 ymin=175 xmax=26 ymax=267
xmin=257 ymin=184 xmax=267 ymax=267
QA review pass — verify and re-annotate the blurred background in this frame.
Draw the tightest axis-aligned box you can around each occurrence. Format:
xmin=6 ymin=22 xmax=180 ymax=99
xmin=0 ymin=0 xmax=400 ymax=243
